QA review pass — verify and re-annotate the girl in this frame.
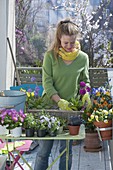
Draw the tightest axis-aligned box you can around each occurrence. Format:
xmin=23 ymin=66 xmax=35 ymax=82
xmin=34 ymin=18 xmax=90 ymax=170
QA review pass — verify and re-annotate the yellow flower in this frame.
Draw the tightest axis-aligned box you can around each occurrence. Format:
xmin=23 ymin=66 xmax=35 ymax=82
xmin=31 ymin=92 xmax=35 ymax=97
xmin=90 ymin=115 xmax=94 ymax=119
xmin=20 ymin=88 xmax=26 ymax=92
xmin=102 ymin=110 xmax=109 ymax=115
xmin=26 ymin=92 xmax=34 ymax=98
xmin=109 ymin=109 xmax=113 ymax=114
xmin=96 ymin=92 xmax=101 ymax=96
xmin=82 ymin=93 xmax=92 ymax=109
xmin=26 ymin=92 xmax=30 ymax=97
xmin=88 ymin=118 xmax=92 ymax=122
xmin=95 ymin=115 xmax=99 ymax=122
xmin=105 ymin=91 xmax=110 ymax=96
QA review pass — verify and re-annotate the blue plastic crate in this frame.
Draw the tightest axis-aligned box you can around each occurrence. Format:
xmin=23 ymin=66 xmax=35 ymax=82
xmin=10 ymin=84 xmax=43 ymax=97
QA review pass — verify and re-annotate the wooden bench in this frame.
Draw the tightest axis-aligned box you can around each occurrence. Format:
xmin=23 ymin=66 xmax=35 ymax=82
xmin=16 ymin=67 xmax=109 ymax=88
xmin=89 ymin=68 xmax=108 ymax=88
xmin=17 ymin=67 xmax=42 ymax=85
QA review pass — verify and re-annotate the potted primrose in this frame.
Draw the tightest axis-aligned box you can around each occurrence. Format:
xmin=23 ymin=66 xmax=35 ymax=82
xmin=23 ymin=113 xmax=36 ymax=137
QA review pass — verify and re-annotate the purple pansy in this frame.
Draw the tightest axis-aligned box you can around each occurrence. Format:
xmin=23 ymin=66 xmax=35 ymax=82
xmin=34 ymin=91 xmax=38 ymax=97
xmin=86 ymin=86 xmax=91 ymax=92
xmin=79 ymin=89 xmax=86 ymax=95
xmin=35 ymin=86 xmax=39 ymax=92
xmin=31 ymin=76 xmax=36 ymax=82
xmin=27 ymin=88 xmax=32 ymax=92
xmin=80 ymin=81 xmax=86 ymax=87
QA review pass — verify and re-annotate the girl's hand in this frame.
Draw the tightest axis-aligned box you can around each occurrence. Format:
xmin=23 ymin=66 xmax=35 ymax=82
xmin=58 ymin=99 xmax=72 ymax=111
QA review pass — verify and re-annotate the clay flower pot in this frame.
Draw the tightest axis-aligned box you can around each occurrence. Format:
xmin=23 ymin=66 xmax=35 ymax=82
xmin=94 ymin=120 xmax=112 ymax=140
xmin=84 ymin=132 xmax=102 ymax=152
xmin=68 ymin=125 xmax=80 ymax=135
xmin=68 ymin=116 xmax=82 ymax=135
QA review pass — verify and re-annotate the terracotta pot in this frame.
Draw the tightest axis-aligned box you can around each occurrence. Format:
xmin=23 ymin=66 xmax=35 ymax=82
xmin=68 ymin=125 xmax=80 ymax=135
xmin=94 ymin=120 xmax=112 ymax=140
xmin=84 ymin=132 xmax=101 ymax=151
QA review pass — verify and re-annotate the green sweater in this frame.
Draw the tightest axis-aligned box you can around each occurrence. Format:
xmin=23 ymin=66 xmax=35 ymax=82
xmin=42 ymin=50 xmax=90 ymax=101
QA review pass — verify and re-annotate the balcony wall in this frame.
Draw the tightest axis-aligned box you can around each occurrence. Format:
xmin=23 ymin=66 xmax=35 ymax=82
xmin=0 ymin=0 xmax=15 ymax=90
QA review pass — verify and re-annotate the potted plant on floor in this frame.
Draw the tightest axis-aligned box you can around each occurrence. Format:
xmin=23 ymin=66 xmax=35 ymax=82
xmin=88 ymin=80 xmax=113 ymax=141
xmin=88 ymin=109 xmax=113 ymax=141
xmin=82 ymin=80 xmax=113 ymax=151
xmin=23 ymin=113 xmax=36 ymax=137
xmin=82 ymin=110 xmax=102 ymax=152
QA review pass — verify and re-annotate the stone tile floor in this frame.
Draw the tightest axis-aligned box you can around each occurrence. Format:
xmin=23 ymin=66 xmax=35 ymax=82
xmin=12 ymin=140 xmax=112 ymax=170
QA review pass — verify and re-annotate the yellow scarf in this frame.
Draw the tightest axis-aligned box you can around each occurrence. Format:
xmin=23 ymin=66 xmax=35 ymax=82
xmin=58 ymin=48 xmax=79 ymax=61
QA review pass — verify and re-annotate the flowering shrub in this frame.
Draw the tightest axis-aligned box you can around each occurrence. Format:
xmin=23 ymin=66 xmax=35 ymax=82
xmin=0 ymin=109 xmax=26 ymax=129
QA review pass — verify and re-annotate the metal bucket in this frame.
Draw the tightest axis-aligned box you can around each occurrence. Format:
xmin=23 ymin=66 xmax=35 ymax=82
xmin=0 ymin=90 xmax=26 ymax=111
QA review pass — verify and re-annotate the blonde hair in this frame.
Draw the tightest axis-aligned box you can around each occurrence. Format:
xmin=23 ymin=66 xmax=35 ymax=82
xmin=49 ymin=18 xmax=80 ymax=59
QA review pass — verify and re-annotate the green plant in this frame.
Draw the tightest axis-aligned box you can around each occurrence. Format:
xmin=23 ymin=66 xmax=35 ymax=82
xmin=57 ymin=117 xmax=67 ymax=127
xmin=20 ymin=76 xmax=52 ymax=110
xmin=35 ymin=114 xmax=49 ymax=130
xmin=23 ymin=113 xmax=36 ymax=129
xmin=69 ymin=81 xmax=91 ymax=111
xmin=27 ymin=96 xmax=52 ymax=109
xmin=69 ymin=97 xmax=83 ymax=111
xmin=0 ymin=108 xmax=26 ymax=130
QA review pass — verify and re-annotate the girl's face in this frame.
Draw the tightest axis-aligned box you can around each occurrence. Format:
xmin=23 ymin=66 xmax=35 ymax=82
xmin=60 ymin=35 xmax=76 ymax=52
